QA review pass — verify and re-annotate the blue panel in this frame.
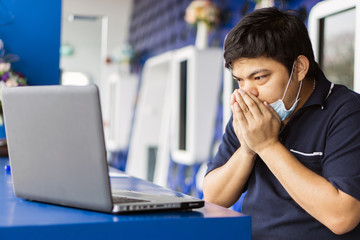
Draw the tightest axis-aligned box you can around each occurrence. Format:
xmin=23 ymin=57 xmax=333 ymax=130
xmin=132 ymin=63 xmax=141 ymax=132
xmin=0 ymin=0 xmax=61 ymax=85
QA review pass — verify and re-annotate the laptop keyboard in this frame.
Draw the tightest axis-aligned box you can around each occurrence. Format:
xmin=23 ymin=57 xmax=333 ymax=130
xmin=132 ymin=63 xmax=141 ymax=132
xmin=112 ymin=196 xmax=150 ymax=204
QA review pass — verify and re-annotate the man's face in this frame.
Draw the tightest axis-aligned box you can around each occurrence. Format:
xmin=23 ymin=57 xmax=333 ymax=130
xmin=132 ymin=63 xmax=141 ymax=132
xmin=231 ymin=56 xmax=299 ymax=109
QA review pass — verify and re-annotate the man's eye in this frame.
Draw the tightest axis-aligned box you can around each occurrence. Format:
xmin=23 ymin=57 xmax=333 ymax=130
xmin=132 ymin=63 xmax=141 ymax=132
xmin=254 ymin=75 xmax=267 ymax=80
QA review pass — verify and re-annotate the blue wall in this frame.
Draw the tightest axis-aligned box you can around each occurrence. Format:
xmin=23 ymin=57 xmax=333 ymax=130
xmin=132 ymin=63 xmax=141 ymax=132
xmin=0 ymin=0 xmax=61 ymax=85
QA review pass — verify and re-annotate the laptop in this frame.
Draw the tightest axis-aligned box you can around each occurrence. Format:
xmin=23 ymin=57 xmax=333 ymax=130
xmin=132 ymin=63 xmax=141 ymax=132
xmin=2 ymin=85 xmax=204 ymax=213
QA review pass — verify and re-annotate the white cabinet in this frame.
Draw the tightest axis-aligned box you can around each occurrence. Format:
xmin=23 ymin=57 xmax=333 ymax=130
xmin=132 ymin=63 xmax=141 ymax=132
xmin=170 ymin=46 xmax=223 ymax=165
xmin=126 ymin=46 xmax=223 ymax=186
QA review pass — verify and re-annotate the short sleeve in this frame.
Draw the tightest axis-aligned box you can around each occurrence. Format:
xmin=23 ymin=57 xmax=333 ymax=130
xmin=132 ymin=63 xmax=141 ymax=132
xmin=206 ymin=115 xmax=240 ymax=176
xmin=322 ymin=104 xmax=360 ymax=201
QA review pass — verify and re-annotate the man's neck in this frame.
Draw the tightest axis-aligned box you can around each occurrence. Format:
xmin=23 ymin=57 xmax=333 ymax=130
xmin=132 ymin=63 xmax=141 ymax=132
xmin=282 ymin=77 xmax=315 ymax=125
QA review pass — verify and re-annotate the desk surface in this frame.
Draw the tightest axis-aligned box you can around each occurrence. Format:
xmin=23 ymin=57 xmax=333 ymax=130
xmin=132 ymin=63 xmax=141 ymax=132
xmin=0 ymin=157 xmax=251 ymax=239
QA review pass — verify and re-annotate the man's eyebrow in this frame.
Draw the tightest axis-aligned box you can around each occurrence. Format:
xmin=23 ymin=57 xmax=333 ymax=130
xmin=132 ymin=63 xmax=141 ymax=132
xmin=232 ymin=74 xmax=240 ymax=80
xmin=232 ymin=69 xmax=270 ymax=80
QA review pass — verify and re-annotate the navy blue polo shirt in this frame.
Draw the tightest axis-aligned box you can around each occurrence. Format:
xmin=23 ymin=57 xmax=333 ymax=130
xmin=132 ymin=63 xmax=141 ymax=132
xmin=207 ymin=71 xmax=360 ymax=239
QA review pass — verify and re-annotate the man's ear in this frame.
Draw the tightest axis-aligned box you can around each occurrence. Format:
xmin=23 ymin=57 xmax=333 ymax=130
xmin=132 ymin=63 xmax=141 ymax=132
xmin=295 ymin=55 xmax=309 ymax=82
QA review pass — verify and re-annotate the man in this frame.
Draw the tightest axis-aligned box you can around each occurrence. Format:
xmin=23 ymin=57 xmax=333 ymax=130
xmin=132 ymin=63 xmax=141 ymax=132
xmin=203 ymin=7 xmax=360 ymax=239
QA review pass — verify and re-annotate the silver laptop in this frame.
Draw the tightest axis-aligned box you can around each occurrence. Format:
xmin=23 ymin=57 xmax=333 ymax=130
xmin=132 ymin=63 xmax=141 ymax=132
xmin=2 ymin=85 xmax=204 ymax=213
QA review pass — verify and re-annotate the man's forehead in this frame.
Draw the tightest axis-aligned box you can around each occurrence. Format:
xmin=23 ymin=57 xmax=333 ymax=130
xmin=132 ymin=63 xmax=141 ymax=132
xmin=232 ymin=56 xmax=275 ymax=66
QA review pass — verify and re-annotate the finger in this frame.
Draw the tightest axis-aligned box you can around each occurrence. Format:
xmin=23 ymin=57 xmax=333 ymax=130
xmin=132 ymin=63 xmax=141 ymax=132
xmin=244 ymin=90 xmax=273 ymax=117
xmin=233 ymin=101 xmax=248 ymax=125
xmin=230 ymin=99 xmax=236 ymax=119
xmin=230 ymin=91 xmax=236 ymax=106
xmin=230 ymin=93 xmax=237 ymax=117
xmin=232 ymin=101 xmax=240 ymax=119
xmin=234 ymin=89 xmax=251 ymax=115
xmin=264 ymin=101 xmax=281 ymax=122
xmin=237 ymin=89 xmax=262 ymax=117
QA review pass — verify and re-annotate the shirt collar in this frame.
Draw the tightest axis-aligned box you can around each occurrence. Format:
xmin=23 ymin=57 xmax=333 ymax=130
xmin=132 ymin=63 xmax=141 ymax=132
xmin=302 ymin=69 xmax=334 ymax=109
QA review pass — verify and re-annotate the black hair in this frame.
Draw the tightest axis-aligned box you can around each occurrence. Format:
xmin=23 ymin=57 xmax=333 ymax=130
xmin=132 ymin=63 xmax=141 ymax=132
xmin=224 ymin=7 xmax=319 ymax=79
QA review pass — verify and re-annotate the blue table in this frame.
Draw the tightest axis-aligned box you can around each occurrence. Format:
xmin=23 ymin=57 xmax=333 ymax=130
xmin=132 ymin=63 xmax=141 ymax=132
xmin=0 ymin=157 xmax=251 ymax=239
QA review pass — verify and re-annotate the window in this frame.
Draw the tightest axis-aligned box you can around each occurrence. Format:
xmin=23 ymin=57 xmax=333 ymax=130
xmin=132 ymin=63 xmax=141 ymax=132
xmin=309 ymin=0 xmax=359 ymax=92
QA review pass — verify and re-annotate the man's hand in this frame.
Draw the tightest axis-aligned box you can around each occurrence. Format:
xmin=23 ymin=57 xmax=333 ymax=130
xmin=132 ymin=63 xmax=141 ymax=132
xmin=233 ymin=88 xmax=281 ymax=153
xmin=230 ymin=89 xmax=255 ymax=155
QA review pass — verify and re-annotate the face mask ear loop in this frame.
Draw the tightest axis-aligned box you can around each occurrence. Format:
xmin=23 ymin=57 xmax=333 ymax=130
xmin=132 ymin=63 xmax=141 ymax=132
xmin=281 ymin=61 xmax=296 ymax=100
xmin=295 ymin=80 xmax=303 ymax=100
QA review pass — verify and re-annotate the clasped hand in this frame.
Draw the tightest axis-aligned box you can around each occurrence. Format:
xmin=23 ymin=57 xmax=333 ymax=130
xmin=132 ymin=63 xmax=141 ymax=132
xmin=230 ymin=89 xmax=281 ymax=154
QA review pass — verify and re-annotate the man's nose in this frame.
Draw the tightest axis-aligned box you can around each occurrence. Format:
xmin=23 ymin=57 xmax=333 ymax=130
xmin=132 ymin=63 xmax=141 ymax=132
xmin=241 ymin=81 xmax=259 ymax=97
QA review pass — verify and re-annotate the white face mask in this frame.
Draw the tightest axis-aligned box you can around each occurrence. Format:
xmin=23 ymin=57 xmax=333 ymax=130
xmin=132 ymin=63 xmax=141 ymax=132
xmin=269 ymin=62 xmax=302 ymax=121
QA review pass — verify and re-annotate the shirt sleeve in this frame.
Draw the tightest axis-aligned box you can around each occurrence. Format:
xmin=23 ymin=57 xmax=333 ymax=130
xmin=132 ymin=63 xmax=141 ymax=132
xmin=322 ymin=98 xmax=360 ymax=201
xmin=206 ymin=115 xmax=240 ymax=176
